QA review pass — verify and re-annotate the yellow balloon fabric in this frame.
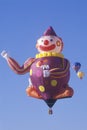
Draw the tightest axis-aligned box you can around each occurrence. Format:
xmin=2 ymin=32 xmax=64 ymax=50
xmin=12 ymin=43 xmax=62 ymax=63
xmin=77 ymin=71 xmax=84 ymax=79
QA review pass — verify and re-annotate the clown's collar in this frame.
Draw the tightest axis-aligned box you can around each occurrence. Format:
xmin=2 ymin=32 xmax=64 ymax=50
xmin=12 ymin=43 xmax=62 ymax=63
xmin=35 ymin=52 xmax=64 ymax=58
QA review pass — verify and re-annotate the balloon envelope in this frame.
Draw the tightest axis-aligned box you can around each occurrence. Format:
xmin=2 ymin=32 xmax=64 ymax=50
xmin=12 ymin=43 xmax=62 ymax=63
xmin=73 ymin=62 xmax=81 ymax=72
xmin=77 ymin=71 xmax=84 ymax=79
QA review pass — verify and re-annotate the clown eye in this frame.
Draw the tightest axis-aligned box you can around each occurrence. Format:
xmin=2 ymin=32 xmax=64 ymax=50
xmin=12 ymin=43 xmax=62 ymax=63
xmin=41 ymin=39 xmax=43 ymax=42
xmin=50 ymin=39 xmax=53 ymax=42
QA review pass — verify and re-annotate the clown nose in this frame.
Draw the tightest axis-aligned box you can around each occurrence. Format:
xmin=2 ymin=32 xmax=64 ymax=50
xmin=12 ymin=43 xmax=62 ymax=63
xmin=44 ymin=40 xmax=49 ymax=45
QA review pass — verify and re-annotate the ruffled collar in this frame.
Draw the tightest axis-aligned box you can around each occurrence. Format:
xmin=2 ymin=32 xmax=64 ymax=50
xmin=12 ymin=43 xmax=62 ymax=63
xmin=35 ymin=52 xmax=64 ymax=58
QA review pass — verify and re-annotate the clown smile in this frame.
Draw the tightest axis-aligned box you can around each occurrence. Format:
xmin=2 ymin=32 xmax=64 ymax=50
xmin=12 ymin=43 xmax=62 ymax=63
xmin=39 ymin=44 xmax=56 ymax=51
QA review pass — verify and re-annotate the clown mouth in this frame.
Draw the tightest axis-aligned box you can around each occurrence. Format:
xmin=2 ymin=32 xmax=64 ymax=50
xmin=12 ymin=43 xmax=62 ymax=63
xmin=39 ymin=44 xmax=56 ymax=51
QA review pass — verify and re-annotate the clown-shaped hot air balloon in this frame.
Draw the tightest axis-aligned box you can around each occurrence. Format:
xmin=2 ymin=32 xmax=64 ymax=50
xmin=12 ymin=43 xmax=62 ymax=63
xmin=1 ymin=26 xmax=74 ymax=114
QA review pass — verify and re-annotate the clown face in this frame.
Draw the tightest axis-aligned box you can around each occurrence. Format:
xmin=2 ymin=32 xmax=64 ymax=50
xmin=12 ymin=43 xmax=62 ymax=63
xmin=36 ymin=36 xmax=63 ymax=53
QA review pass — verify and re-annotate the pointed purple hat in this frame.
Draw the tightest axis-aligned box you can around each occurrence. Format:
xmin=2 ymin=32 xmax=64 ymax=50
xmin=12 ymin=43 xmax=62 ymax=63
xmin=43 ymin=26 xmax=57 ymax=36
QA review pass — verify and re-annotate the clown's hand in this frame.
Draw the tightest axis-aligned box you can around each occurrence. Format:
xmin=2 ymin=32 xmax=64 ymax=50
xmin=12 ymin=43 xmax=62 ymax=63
xmin=1 ymin=50 xmax=9 ymax=60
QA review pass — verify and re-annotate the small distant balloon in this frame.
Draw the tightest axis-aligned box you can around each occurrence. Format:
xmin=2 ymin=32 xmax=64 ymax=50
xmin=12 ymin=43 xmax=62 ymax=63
xmin=73 ymin=62 xmax=81 ymax=72
xmin=77 ymin=71 xmax=84 ymax=79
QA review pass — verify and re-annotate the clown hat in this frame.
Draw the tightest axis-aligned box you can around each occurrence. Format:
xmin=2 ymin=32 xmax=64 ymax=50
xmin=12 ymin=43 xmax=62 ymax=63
xmin=43 ymin=26 xmax=57 ymax=36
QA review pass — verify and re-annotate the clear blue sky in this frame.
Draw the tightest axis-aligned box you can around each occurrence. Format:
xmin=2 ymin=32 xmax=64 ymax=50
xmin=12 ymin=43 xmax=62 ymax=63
xmin=0 ymin=0 xmax=87 ymax=130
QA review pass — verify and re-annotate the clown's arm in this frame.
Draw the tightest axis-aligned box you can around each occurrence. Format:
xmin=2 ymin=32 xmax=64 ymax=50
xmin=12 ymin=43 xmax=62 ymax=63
xmin=1 ymin=50 xmax=35 ymax=75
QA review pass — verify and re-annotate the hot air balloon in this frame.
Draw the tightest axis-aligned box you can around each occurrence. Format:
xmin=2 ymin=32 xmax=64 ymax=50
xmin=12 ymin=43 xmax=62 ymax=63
xmin=72 ymin=62 xmax=81 ymax=72
xmin=1 ymin=26 xmax=75 ymax=114
xmin=77 ymin=71 xmax=84 ymax=79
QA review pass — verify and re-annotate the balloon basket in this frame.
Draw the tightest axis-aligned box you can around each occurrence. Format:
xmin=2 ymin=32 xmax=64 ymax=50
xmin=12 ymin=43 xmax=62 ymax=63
xmin=48 ymin=108 xmax=53 ymax=115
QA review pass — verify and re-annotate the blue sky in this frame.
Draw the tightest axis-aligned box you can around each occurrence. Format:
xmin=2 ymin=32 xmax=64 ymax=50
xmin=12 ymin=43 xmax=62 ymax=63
xmin=0 ymin=0 xmax=87 ymax=130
